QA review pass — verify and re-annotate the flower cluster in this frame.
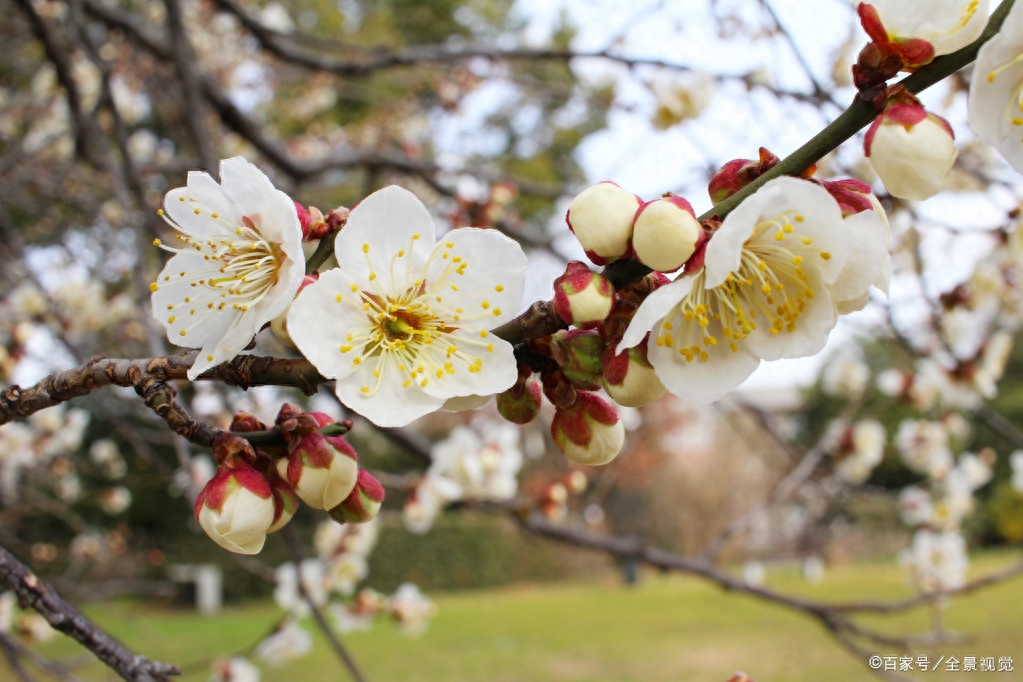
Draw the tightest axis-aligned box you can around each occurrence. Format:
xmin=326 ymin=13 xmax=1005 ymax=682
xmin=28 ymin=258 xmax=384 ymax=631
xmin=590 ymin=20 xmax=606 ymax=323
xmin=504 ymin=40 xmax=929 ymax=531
xmin=849 ymin=0 xmax=1023 ymax=199
xmin=892 ymin=416 xmax=995 ymax=593
xmin=193 ymin=406 xmax=381 ymax=555
xmin=0 ymin=405 xmax=89 ymax=506
xmin=404 ymin=420 xmax=523 ymax=534
xmin=617 ymin=176 xmax=890 ymax=404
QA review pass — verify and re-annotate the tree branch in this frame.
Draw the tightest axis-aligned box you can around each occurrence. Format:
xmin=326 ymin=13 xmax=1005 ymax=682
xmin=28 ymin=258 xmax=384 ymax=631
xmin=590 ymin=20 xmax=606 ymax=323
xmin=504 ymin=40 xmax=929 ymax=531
xmin=0 ymin=546 xmax=180 ymax=682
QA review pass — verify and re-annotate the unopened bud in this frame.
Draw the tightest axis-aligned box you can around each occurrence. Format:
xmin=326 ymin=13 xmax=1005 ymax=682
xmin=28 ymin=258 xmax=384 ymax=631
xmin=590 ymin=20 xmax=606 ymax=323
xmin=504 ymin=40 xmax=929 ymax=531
xmin=496 ymin=369 xmax=543 ymax=424
xmin=329 ymin=470 xmax=386 ymax=524
xmin=277 ymin=407 xmax=359 ymax=511
xmin=267 ymin=474 xmax=299 ymax=533
xmin=550 ymin=329 xmax=605 ymax=390
xmin=865 ymin=103 xmax=956 ymax=201
xmin=602 ymin=338 xmax=666 ymax=407
xmin=819 ymin=178 xmax=876 ymax=217
xmin=194 ymin=456 xmax=275 ymax=555
xmin=708 ymin=148 xmax=782 ymax=205
xmin=632 ymin=195 xmax=702 ymax=272
xmin=553 ymin=261 xmax=615 ymax=328
xmin=565 ymin=182 xmax=641 ymax=265
xmin=551 ymin=392 xmax=626 ymax=466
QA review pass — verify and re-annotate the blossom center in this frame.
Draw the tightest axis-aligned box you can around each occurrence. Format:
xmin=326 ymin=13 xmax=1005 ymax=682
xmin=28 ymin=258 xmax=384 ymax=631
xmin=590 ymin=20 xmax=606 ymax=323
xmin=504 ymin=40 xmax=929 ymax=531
xmin=656 ymin=210 xmax=829 ymax=363
xmin=337 ymin=234 xmax=503 ymax=398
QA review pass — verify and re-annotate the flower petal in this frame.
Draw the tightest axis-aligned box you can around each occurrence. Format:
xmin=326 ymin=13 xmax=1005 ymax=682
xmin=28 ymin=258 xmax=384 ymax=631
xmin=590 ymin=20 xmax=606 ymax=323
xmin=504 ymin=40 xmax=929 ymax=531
xmin=870 ymin=0 xmax=987 ymax=55
xmin=646 ymin=323 xmax=762 ymax=403
xmin=710 ymin=177 xmax=849 ymax=288
xmin=968 ymin=1 xmax=1023 ymax=174
xmin=334 ymin=186 xmax=436 ymax=289
xmin=287 ymin=269 xmax=376 ymax=382
xmin=830 ymin=209 xmax=891 ymax=311
xmin=334 ymin=356 xmax=445 ymax=427
xmin=419 ymin=334 xmax=518 ymax=400
xmin=426 ymin=227 xmax=527 ymax=328
xmin=746 ymin=267 xmax=838 ymax=361
xmin=618 ymin=275 xmax=698 ymax=352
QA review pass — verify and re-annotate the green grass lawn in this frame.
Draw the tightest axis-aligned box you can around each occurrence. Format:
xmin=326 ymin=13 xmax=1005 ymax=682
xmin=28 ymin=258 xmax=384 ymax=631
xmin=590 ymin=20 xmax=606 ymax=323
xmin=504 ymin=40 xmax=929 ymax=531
xmin=27 ymin=550 xmax=1023 ymax=682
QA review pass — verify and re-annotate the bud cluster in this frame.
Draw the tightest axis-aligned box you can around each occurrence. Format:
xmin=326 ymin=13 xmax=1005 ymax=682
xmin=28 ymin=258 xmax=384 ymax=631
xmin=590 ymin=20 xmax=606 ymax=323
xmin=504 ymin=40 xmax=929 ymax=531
xmin=494 ymin=254 xmax=680 ymax=467
xmin=566 ymin=181 xmax=705 ymax=274
xmin=193 ymin=405 xmax=385 ymax=555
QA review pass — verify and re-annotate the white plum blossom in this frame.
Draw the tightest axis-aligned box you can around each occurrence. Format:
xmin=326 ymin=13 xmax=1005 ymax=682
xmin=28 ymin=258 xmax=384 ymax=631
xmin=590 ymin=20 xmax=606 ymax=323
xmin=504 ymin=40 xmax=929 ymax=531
xmin=968 ymin=0 xmax=1023 ymax=174
xmin=328 ymin=602 xmax=374 ymax=634
xmin=899 ymin=486 xmax=934 ymax=527
xmin=1011 ymin=450 xmax=1023 ymax=493
xmin=619 ymin=177 xmax=890 ymax=403
xmin=895 ymin=419 xmax=955 ymax=480
xmin=865 ymin=0 xmax=988 ymax=57
xmin=324 ymin=552 xmax=368 ymax=596
xmin=288 ymin=186 xmax=527 ymax=427
xmin=388 ymin=583 xmax=437 ymax=636
xmin=403 ymin=472 xmax=462 ymax=535
xmin=430 ymin=422 xmax=523 ymax=501
xmin=901 ymin=529 xmax=968 ymax=593
xmin=313 ymin=517 xmax=380 ymax=560
xmin=833 ymin=419 xmax=886 ymax=485
xmin=254 ymin=621 xmax=313 ymax=666
xmin=209 ymin=657 xmax=261 ymax=682
xmin=151 ymin=157 xmax=305 ymax=379
xmin=650 ymin=71 xmax=715 ymax=129
xmin=821 ymin=354 xmax=870 ymax=399
xmin=273 ymin=559 xmax=327 ymax=617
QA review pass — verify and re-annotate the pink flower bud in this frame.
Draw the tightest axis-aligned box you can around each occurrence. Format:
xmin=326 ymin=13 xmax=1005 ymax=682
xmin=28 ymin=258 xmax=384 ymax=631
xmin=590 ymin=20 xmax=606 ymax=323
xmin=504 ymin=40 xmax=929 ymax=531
xmin=277 ymin=407 xmax=359 ymax=511
xmin=550 ymin=329 xmax=605 ymax=390
xmin=267 ymin=474 xmax=299 ymax=533
xmin=294 ymin=201 xmax=311 ymax=232
xmin=708 ymin=148 xmax=780 ymax=205
xmin=857 ymin=3 xmax=935 ymax=71
xmin=551 ymin=391 xmax=626 ymax=466
xmin=864 ymin=103 xmax=957 ymax=200
xmin=565 ymin=182 xmax=641 ymax=265
xmin=194 ymin=458 xmax=275 ymax=555
xmin=602 ymin=337 xmax=666 ymax=407
xmin=631 ymin=195 xmax=702 ymax=272
xmin=726 ymin=674 xmax=756 ymax=682
xmin=819 ymin=179 xmax=876 ymax=217
xmin=553 ymin=261 xmax=615 ymax=328
xmin=496 ymin=369 xmax=543 ymax=424
xmin=329 ymin=469 xmax=386 ymax=524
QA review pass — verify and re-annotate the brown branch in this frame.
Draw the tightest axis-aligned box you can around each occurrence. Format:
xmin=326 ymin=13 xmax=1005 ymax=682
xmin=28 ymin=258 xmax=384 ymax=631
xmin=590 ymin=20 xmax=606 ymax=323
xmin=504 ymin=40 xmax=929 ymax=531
xmin=13 ymin=0 xmax=104 ymax=167
xmin=0 ymin=545 xmax=180 ymax=682
xmin=207 ymin=0 xmax=831 ymax=111
xmin=830 ymin=556 xmax=1023 ymax=614
xmin=0 ymin=629 xmax=90 ymax=682
xmin=0 ymin=353 xmax=324 ymax=427
xmin=0 ymin=630 xmax=37 ymax=682
xmin=279 ymin=526 xmax=366 ymax=682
